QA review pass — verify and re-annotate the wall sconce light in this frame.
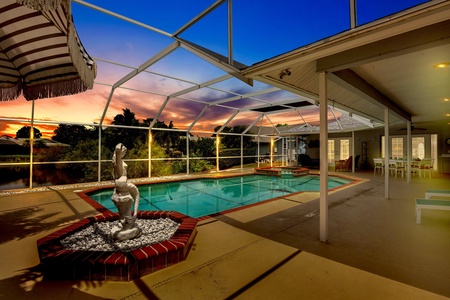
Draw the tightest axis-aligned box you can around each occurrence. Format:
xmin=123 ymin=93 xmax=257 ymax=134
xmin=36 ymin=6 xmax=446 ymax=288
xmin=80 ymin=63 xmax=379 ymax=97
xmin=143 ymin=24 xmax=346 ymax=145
xmin=279 ymin=68 xmax=291 ymax=80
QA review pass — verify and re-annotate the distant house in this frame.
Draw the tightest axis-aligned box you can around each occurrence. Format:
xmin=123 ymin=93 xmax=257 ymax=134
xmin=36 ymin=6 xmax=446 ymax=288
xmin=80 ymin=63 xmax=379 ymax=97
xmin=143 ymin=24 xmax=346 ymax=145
xmin=0 ymin=136 xmax=23 ymax=155
xmin=16 ymin=138 xmax=70 ymax=148
xmin=0 ymin=137 xmax=69 ymax=155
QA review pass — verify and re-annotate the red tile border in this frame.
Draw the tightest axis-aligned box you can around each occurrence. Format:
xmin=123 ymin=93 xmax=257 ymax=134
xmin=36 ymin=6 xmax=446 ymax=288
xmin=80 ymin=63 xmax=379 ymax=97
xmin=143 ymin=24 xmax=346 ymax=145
xmin=37 ymin=211 xmax=198 ymax=281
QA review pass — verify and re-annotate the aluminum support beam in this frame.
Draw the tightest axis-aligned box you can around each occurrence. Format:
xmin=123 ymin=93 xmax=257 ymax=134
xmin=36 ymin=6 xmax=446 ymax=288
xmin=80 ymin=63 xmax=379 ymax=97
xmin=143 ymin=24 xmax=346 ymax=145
xmin=210 ymin=87 xmax=279 ymax=106
xmin=178 ymin=39 xmax=253 ymax=86
xmin=173 ymin=0 xmax=226 ymax=36
xmin=350 ymin=0 xmax=357 ymax=28
xmin=228 ymin=0 xmax=233 ymax=65
xmin=187 ymin=105 xmax=209 ymax=132
xmin=74 ymin=0 xmax=172 ymax=37
xmin=217 ymin=111 xmax=240 ymax=133
xmin=99 ymin=41 xmax=179 ymax=126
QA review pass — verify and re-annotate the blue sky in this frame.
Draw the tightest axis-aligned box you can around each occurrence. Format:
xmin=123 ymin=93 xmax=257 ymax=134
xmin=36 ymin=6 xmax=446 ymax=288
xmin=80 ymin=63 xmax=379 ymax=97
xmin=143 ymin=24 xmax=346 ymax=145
xmin=72 ymin=0 xmax=426 ymax=65
xmin=0 ymin=0 xmax=428 ymax=137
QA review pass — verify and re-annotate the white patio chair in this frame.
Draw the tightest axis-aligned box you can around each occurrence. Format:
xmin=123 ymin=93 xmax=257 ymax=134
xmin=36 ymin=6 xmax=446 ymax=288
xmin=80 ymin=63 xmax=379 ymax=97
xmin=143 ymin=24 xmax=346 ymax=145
xmin=419 ymin=158 xmax=433 ymax=179
xmin=373 ymin=158 xmax=384 ymax=175
xmin=389 ymin=159 xmax=404 ymax=178
xmin=411 ymin=159 xmax=421 ymax=177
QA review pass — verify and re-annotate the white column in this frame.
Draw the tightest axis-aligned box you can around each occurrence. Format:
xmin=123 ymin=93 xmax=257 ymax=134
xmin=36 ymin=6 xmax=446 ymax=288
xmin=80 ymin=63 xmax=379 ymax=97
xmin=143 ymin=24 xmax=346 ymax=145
xmin=319 ymin=72 xmax=328 ymax=243
xmin=384 ymin=108 xmax=390 ymax=199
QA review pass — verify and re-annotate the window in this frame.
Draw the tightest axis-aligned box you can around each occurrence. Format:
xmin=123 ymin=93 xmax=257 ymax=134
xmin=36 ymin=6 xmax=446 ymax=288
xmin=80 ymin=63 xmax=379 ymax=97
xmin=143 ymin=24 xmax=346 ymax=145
xmin=412 ymin=137 xmax=425 ymax=159
xmin=392 ymin=138 xmax=403 ymax=159
xmin=431 ymin=134 xmax=437 ymax=170
xmin=381 ymin=135 xmax=436 ymax=169
xmin=328 ymin=140 xmax=335 ymax=163
xmin=382 ymin=136 xmax=410 ymax=159
xmin=340 ymin=139 xmax=350 ymax=160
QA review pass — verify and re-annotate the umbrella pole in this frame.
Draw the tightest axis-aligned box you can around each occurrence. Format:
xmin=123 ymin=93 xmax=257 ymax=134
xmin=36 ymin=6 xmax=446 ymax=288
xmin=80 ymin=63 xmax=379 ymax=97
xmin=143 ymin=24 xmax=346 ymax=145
xmin=29 ymin=100 xmax=35 ymax=189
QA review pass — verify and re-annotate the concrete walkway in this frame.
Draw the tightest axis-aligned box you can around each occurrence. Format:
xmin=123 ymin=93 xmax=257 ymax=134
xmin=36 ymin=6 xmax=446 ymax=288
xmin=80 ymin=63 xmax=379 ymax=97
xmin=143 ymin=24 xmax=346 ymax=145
xmin=0 ymin=171 xmax=449 ymax=299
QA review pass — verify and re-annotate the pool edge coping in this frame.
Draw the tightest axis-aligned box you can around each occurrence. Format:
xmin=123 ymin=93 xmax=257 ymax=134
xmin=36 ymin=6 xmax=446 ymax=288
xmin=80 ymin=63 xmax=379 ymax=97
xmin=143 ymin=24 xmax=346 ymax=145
xmin=77 ymin=172 xmax=366 ymax=220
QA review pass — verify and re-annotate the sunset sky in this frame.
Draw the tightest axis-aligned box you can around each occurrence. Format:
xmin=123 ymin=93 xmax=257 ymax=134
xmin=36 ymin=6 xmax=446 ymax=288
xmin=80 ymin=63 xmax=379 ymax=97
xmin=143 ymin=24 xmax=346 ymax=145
xmin=0 ymin=0 xmax=426 ymax=139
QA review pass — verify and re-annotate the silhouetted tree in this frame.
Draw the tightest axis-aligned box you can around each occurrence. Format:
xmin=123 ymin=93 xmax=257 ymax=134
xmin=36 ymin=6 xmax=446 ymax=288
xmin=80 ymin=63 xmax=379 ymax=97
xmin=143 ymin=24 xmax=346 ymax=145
xmin=191 ymin=137 xmax=215 ymax=157
xmin=213 ymin=125 xmax=255 ymax=149
xmin=16 ymin=126 xmax=42 ymax=139
xmin=147 ymin=119 xmax=181 ymax=156
xmin=104 ymin=108 xmax=142 ymax=150
xmin=53 ymin=124 xmax=96 ymax=146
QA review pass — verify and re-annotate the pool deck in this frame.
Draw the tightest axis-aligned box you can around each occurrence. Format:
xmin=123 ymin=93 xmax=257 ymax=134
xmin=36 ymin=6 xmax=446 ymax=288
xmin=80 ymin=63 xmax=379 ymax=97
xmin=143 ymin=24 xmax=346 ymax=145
xmin=1 ymin=169 xmax=449 ymax=299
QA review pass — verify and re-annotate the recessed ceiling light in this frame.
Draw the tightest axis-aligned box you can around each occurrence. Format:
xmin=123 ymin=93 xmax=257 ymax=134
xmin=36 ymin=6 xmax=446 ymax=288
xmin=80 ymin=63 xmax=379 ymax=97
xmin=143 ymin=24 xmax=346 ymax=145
xmin=445 ymin=98 xmax=450 ymax=102
xmin=434 ymin=62 xmax=450 ymax=68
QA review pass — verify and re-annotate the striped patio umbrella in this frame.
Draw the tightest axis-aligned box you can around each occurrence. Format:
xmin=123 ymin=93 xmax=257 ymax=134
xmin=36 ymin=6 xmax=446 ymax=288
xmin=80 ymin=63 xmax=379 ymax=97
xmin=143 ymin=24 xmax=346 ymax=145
xmin=0 ymin=0 xmax=96 ymax=101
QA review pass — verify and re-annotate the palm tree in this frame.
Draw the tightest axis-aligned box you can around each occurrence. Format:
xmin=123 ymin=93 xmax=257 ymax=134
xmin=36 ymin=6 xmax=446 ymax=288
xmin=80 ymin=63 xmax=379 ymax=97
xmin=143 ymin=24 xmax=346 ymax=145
xmin=151 ymin=120 xmax=180 ymax=156
xmin=105 ymin=108 xmax=141 ymax=150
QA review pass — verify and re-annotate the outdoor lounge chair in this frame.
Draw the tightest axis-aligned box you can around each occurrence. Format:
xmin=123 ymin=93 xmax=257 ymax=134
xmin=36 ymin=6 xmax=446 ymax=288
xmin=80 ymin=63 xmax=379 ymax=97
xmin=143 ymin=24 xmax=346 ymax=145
xmin=415 ymin=198 xmax=450 ymax=224
xmin=425 ymin=189 xmax=450 ymax=199
xmin=335 ymin=156 xmax=352 ymax=171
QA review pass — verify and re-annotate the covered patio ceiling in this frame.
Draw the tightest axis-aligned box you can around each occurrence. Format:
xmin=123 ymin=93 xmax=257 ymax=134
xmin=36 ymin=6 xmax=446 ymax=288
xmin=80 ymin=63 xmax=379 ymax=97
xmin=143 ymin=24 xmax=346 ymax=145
xmin=244 ymin=0 xmax=450 ymax=131
xmin=62 ymin=0 xmax=448 ymax=138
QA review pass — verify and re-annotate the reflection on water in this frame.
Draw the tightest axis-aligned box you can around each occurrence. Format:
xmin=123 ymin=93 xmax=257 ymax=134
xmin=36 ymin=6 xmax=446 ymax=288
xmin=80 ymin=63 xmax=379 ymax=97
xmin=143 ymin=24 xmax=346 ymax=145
xmin=0 ymin=179 xmax=29 ymax=190
xmin=88 ymin=175 xmax=353 ymax=218
xmin=0 ymin=166 xmax=87 ymax=190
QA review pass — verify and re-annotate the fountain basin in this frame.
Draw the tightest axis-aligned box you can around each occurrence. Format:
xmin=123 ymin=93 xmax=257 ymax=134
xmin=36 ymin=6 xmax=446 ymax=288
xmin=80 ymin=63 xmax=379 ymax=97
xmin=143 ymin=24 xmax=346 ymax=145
xmin=37 ymin=211 xmax=197 ymax=281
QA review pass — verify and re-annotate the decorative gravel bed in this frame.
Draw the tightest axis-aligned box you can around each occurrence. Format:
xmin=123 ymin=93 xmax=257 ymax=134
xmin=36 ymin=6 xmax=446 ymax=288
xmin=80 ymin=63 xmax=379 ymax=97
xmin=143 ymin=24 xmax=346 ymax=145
xmin=37 ymin=211 xmax=198 ymax=281
xmin=61 ymin=218 xmax=180 ymax=252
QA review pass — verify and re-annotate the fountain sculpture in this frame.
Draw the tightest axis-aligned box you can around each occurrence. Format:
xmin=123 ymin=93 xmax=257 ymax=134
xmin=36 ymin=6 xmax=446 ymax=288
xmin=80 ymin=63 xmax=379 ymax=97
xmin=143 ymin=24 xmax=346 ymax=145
xmin=36 ymin=142 xmax=198 ymax=281
xmin=110 ymin=143 xmax=142 ymax=241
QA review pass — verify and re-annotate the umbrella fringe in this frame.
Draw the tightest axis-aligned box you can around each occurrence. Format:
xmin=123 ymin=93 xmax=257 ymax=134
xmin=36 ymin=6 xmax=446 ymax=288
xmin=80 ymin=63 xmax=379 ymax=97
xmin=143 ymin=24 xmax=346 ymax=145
xmin=16 ymin=0 xmax=68 ymax=11
xmin=0 ymin=84 xmax=22 ymax=101
xmin=67 ymin=22 xmax=97 ymax=90
xmin=23 ymin=77 xmax=88 ymax=100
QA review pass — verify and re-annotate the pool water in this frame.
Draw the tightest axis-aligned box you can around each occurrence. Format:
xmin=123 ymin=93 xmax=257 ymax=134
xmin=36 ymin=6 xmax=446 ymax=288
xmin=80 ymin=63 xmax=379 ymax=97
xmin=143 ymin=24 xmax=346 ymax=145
xmin=88 ymin=175 xmax=352 ymax=218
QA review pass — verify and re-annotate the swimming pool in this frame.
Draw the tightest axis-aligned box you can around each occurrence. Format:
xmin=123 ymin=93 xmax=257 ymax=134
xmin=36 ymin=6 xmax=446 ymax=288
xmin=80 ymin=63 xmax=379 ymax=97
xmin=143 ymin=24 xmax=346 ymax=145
xmin=88 ymin=174 xmax=353 ymax=218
